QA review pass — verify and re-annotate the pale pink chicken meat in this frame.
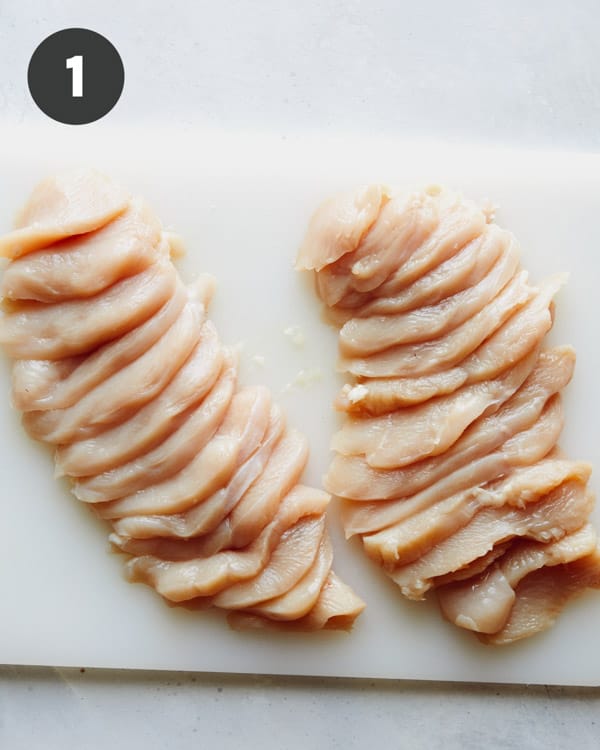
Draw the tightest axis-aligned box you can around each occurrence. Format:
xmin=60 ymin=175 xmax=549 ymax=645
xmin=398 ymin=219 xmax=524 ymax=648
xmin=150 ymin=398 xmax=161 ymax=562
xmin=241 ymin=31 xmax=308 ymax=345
xmin=0 ymin=171 xmax=364 ymax=631
xmin=331 ymin=347 xmax=536 ymax=470
xmin=339 ymin=270 xmax=534 ymax=378
xmin=328 ymin=346 xmax=574 ymax=503
xmin=22 ymin=294 xmax=206 ymax=443
xmin=72 ymin=360 xmax=245 ymax=503
xmin=389 ymin=479 xmax=593 ymax=600
xmin=111 ymin=420 xmax=304 ymax=546
xmin=11 ymin=278 xmax=189 ymax=412
xmin=123 ymin=488 xmax=329 ymax=602
xmin=0 ymin=256 xmax=177 ymax=359
xmin=361 ymin=459 xmax=592 ymax=567
xmin=0 ymin=169 xmax=130 ymax=259
xmin=341 ymin=394 xmax=565 ymax=536
xmin=336 ymin=277 xmax=562 ymax=414
xmin=436 ymin=524 xmax=597 ymax=635
xmin=55 ymin=325 xmax=227 ymax=478
xmin=93 ymin=386 xmax=272 ymax=519
xmin=299 ymin=183 xmax=597 ymax=644
xmin=481 ymin=548 xmax=600 ymax=645
xmin=351 ymin=224 xmax=506 ymax=318
xmin=338 ymin=230 xmax=518 ymax=354
xmin=0 ymin=199 xmax=162 ymax=302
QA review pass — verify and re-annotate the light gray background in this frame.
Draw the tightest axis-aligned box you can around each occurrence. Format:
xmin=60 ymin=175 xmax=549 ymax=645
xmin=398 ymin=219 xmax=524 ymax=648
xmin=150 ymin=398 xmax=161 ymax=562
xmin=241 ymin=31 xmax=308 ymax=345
xmin=1 ymin=0 xmax=600 ymax=747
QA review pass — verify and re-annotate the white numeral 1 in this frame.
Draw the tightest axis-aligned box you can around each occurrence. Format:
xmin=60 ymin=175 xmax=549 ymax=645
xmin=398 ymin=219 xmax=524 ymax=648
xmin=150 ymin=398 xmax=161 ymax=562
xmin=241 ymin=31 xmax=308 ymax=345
xmin=66 ymin=55 xmax=83 ymax=97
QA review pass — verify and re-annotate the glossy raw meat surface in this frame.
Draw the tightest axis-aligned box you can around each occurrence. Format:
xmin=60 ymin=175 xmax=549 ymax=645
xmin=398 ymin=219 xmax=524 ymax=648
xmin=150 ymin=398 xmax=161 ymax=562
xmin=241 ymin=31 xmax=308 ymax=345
xmin=299 ymin=184 xmax=599 ymax=645
xmin=0 ymin=169 xmax=364 ymax=632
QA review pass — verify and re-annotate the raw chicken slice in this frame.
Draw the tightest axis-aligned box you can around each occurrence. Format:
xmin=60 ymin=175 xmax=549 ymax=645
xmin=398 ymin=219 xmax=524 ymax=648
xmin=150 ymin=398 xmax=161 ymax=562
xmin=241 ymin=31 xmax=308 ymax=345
xmin=22 ymin=295 xmax=205 ymax=443
xmin=93 ymin=386 xmax=271 ymax=519
xmin=213 ymin=516 xmax=326 ymax=609
xmin=432 ymin=542 xmax=513 ymax=587
xmin=374 ymin=189 xmax=488 ymax=297
xmin=11 ymin=278 xmax=189 ymax=412
xmin=339 ymin=270 xmax=533 ymax=378
xmin=120 ymin=487 xmax=329 ymax=600
xmin=352 ymin=224 xmax=507 ymax=317
xmin=296 ymin=184 xmax=389 ymax=272
xmin=388 ymin=480 xmax=593 ymax=600
xmin=436 ymin=524 xmax=597 ymax=634
xmin=186 ymin=428 xmax=310 ymax=554
xmin=0 ymin=199 xmax=162 ymax=301
xmin=246 ymin=533 xmax=333 ymax=621
xmin=228 ymin=572 xmax=366 ymax=631
xmin=332 ymin=347 xmax=536 ymax=470
xmin=481 ymin=548 xmax=600 ymax=645
xmin=338 ymin=230 xmax=517 ymax=354
xmin=0 ymin=170 xmax=130 ymax=259
xmin=56 ymin=326 xmax=227 ymax=477
xmin=111 ymin=410 xmax=285 ymax=556
xmin=361 ymin=459 xmax=592 ymax=566
xmin=114 ymin=404 xmax=284 ymax=543
xmin=341 ymin=394 xmax=564 ymax=536
xmin=458 ymin=275 xmax=565 ymax=382
xmin=312 ymin=190 xmax=440 ymax=306
xmin=0 ymin=257 xmax=177 ymax=359
xmin=327 ymin=347 xmax=575 ymax=501
xmin=112 ymin=424 xmax=306 ymax=546
xmin=72 ymin=357 xmax=243 ymax=503
xmin=335 ymin=370 xmax=469 ymax=414
xmin=336 ymin=277 xmax=562 ymax=414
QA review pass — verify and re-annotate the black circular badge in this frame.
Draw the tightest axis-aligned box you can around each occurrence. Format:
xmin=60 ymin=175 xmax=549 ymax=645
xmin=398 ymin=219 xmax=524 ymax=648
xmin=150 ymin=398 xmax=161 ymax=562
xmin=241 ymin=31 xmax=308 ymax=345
xmin=28 ymin=28 xmax=124 ymax=125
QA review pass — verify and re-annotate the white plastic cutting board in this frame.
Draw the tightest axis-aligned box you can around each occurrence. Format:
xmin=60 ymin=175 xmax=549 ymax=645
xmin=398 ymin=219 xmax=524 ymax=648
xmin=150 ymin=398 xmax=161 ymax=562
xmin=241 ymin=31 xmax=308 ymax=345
xmin=1 ymin=127 xmax=599 ymax=685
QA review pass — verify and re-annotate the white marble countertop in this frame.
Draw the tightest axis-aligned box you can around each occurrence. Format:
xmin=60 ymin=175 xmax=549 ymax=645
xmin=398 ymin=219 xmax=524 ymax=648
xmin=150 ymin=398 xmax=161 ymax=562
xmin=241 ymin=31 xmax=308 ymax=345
xmin=1 ymin=0 xmax=600 ymax=746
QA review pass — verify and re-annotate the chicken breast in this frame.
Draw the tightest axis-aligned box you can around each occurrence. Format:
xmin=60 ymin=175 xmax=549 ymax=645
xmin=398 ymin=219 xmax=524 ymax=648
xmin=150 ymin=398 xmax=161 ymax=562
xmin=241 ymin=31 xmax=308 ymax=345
xmin=296 ymin=184 xmax=388 ymax=272
xmin=332 ymin=347 xmax=536 ymax=470
xmin=362 ymin=459 xmax=592 ymax=567
xmin=121 ymin=487 xmax=329 ymax=602
xmin=481 ymin=548 xmax=600 ymax=645
xmin=93 ymin=386 xmax=272 ymax=519
xmin=389 ymin=479 xmax=593 ymax=600
xmin=436 ymin=524 xmax=597 ymax=635
xmin=0 ymin=171 xmax=364 ymax=631
xmin=353 ymin=224 xmax=507 ymax=318
xmin=300 ymin=182 xmax=593 ymax=644
xmin=11 ymin=278 xmax=189 ymax=412
xmin=22 ymin=295 xmax=206 ymax=443
xmin=338 ymin=229 xmax=517 ymax=354
xmin=327 ymin=347 xmax=574 ymax=503
xmin=0 ymin=256 xmax=177 ymax=359
xmin=339 ymin=270 xmax=533 ymax=378
xmin=227 ymin=571 xmax=366 ymax=631
xmin=0 ymin=169 xmax=130 ymax=259
xmin=336 ymin=277 xmax=563 ymax=414
xmin=0 ymin=199 xmax=162 ymax=302
xmin=110 ymin=410 xmax=285 ymax=556
xmin=55 ymin=326 xmax=227 ymax=478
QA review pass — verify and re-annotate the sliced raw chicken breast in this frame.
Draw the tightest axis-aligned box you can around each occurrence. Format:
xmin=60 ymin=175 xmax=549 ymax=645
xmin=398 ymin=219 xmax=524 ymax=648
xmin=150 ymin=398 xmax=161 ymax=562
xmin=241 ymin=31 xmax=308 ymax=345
xmin=0 ymin=171 xmax=364 ymax=631
xmin=1 ymin=199 xmax=162 ymax=301
xmin=299 ymin=183 xmax=594 ymax=644
xmin=436 ymin=524 xmax=597 ymax=635
xmin=0 ymin=169 xmax=130 ymax=259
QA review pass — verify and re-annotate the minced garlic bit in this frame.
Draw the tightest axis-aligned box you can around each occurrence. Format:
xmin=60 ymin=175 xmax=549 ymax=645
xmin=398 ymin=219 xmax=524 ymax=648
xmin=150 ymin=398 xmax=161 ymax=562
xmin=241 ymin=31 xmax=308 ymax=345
xmin=282 ymin=325 xmax=306 ymax=348
xmin=282 ymin=366 xmax=322 ymax=393
xmin=346 ymin=384 xmax=368 ymax=404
